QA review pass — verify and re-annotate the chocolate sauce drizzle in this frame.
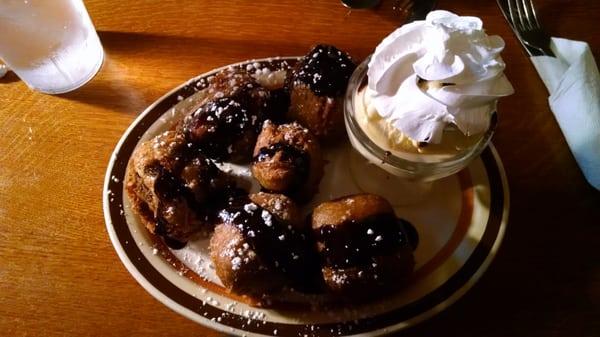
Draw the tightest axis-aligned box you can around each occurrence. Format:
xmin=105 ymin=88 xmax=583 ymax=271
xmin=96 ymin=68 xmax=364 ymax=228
xmin=316 ymin=213 xmax=418 ymax=268
xmin=155 ymin=218 xmax=187 ymax=250
xmin=149 ymin=157 xmax=242 ymax=249
xmin=290 ymin=44 xmax=356 ymax=97
xmin=153 ymin=167 xmax=187 ymax=201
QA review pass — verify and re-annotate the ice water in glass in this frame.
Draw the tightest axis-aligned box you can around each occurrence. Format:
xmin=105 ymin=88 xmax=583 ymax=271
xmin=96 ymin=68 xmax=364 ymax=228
xmin=0 ymin=0 xmax=104 ymax=94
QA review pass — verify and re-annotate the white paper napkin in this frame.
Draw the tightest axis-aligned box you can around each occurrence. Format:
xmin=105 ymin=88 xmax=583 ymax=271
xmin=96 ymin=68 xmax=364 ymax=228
xmin=530 ymin=37 xmax=600 ymax=190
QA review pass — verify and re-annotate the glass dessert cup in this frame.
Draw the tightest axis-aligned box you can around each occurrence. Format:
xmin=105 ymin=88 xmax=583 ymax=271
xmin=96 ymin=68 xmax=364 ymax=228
xmin=344 ymin=57 xmax=496 ymax=202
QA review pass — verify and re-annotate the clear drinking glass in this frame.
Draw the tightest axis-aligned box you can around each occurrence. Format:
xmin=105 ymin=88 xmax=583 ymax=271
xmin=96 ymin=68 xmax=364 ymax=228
xmin=0 ymin=0 xmax=104 ymax=94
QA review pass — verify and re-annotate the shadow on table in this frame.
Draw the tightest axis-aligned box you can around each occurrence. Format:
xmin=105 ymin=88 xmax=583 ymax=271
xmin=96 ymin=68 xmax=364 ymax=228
xmin=55 ymin=30 xmax=311 ymax=114
xmin=96 ymin=30 xmax=310 ymax=58
xmin=56 ymin=55 xmax=151 ymax=115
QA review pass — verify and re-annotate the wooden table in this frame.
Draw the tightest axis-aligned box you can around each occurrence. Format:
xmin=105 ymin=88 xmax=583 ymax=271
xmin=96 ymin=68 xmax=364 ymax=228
xmin=1 ymin=0 xmax=598 ymax=336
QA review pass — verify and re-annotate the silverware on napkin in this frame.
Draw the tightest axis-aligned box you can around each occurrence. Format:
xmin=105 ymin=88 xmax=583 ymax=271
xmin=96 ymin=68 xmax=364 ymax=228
xmin=498 ymin=0 xmax=600 ymax=190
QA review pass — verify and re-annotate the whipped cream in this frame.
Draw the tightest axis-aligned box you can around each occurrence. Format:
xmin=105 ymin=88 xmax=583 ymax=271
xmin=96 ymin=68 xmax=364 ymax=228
xmin=367 ymin=10 xmax=514 ymax=144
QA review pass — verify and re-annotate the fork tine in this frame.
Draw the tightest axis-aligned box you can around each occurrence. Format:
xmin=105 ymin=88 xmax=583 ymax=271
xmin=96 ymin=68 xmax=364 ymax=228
xmin=515 ymin=0 xmax=531 ymax=30
xmin=519 ymin=0 xmax=533 ymax=30
xmin=497 ymin=0 xmax=513 ymax=25
xmin=507 ymin=0 xmax=524 ymax=31
xmin=523 ymin=0 xmax=542 ymax=29
xmin=498 ymin=0 xmax=553 ymax=56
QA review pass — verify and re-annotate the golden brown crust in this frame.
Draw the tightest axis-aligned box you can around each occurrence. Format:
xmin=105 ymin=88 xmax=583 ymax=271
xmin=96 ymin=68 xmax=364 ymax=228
xmin=207 ymin=68 xmax=261 ymax=101
xmin=125 ymin=165 xmax=157 ymax=234
xmin=252 ymin=156 xmax=295 ymax=192
xmin=130 ymin=131 xmax=187 ymax=183
xmin=126 ymin=131 xmax=188 ymax=235
xmin=252 ymin=121 xmax=319 ymax=155
xmin=248 ymin=192 xmax=303 ymax=229
xmin=287 ymin=83 xmax=344 ymax=140
xmin=209 ymin=223 xmax=285 ymax=295
xmin=312 ymin=194 xmax=394 ymax=229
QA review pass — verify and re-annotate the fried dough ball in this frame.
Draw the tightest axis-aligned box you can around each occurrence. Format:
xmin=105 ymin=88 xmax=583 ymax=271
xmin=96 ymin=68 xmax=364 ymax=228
xmin=286 ymin=45 xmax=356 ymax=140
xmin=311 ymin=194 xmax=418 ymax=295
xmin=126 ymin=131 xmax=234 ymax=248
xmin=179 ymin=68 xmax=285 ymax=162
xmin=209 ymin=193 xmax=317 ymax=296
xmin=180 ymin=95 xmax=260 ymax=162
xmin=251 ymin=121 xmax=324 ymax=201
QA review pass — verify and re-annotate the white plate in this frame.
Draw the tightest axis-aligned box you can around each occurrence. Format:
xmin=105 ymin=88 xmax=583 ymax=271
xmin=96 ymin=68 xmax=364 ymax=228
xmin=104 ymin=57 xmax=509 ymax=337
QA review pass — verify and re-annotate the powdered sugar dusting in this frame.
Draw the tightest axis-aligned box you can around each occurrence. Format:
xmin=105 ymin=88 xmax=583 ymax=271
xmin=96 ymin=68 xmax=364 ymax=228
xmin=119 ymin=58 xmax=465 ymax=330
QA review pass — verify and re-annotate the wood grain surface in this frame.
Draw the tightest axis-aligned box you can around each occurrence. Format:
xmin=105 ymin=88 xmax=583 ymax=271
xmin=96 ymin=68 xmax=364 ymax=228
xmin=1 ymin=0 xmax=599 ymax=336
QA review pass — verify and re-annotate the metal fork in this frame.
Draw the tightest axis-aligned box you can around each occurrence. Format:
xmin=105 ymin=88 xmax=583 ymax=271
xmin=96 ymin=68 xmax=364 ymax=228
xmin=498 ymin=0 xmax=554 ymax=56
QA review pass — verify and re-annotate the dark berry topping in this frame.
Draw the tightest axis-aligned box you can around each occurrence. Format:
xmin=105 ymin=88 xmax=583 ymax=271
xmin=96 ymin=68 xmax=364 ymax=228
xmin=291 ymin=44 xmax=356 ymax=97
xmin=316 ymin=214 xmax=416 ymax=268
xmin=218 ymin=197 xmax=316 ymax=282
xmin=182 ymin=96 xmax=258 ymax=160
